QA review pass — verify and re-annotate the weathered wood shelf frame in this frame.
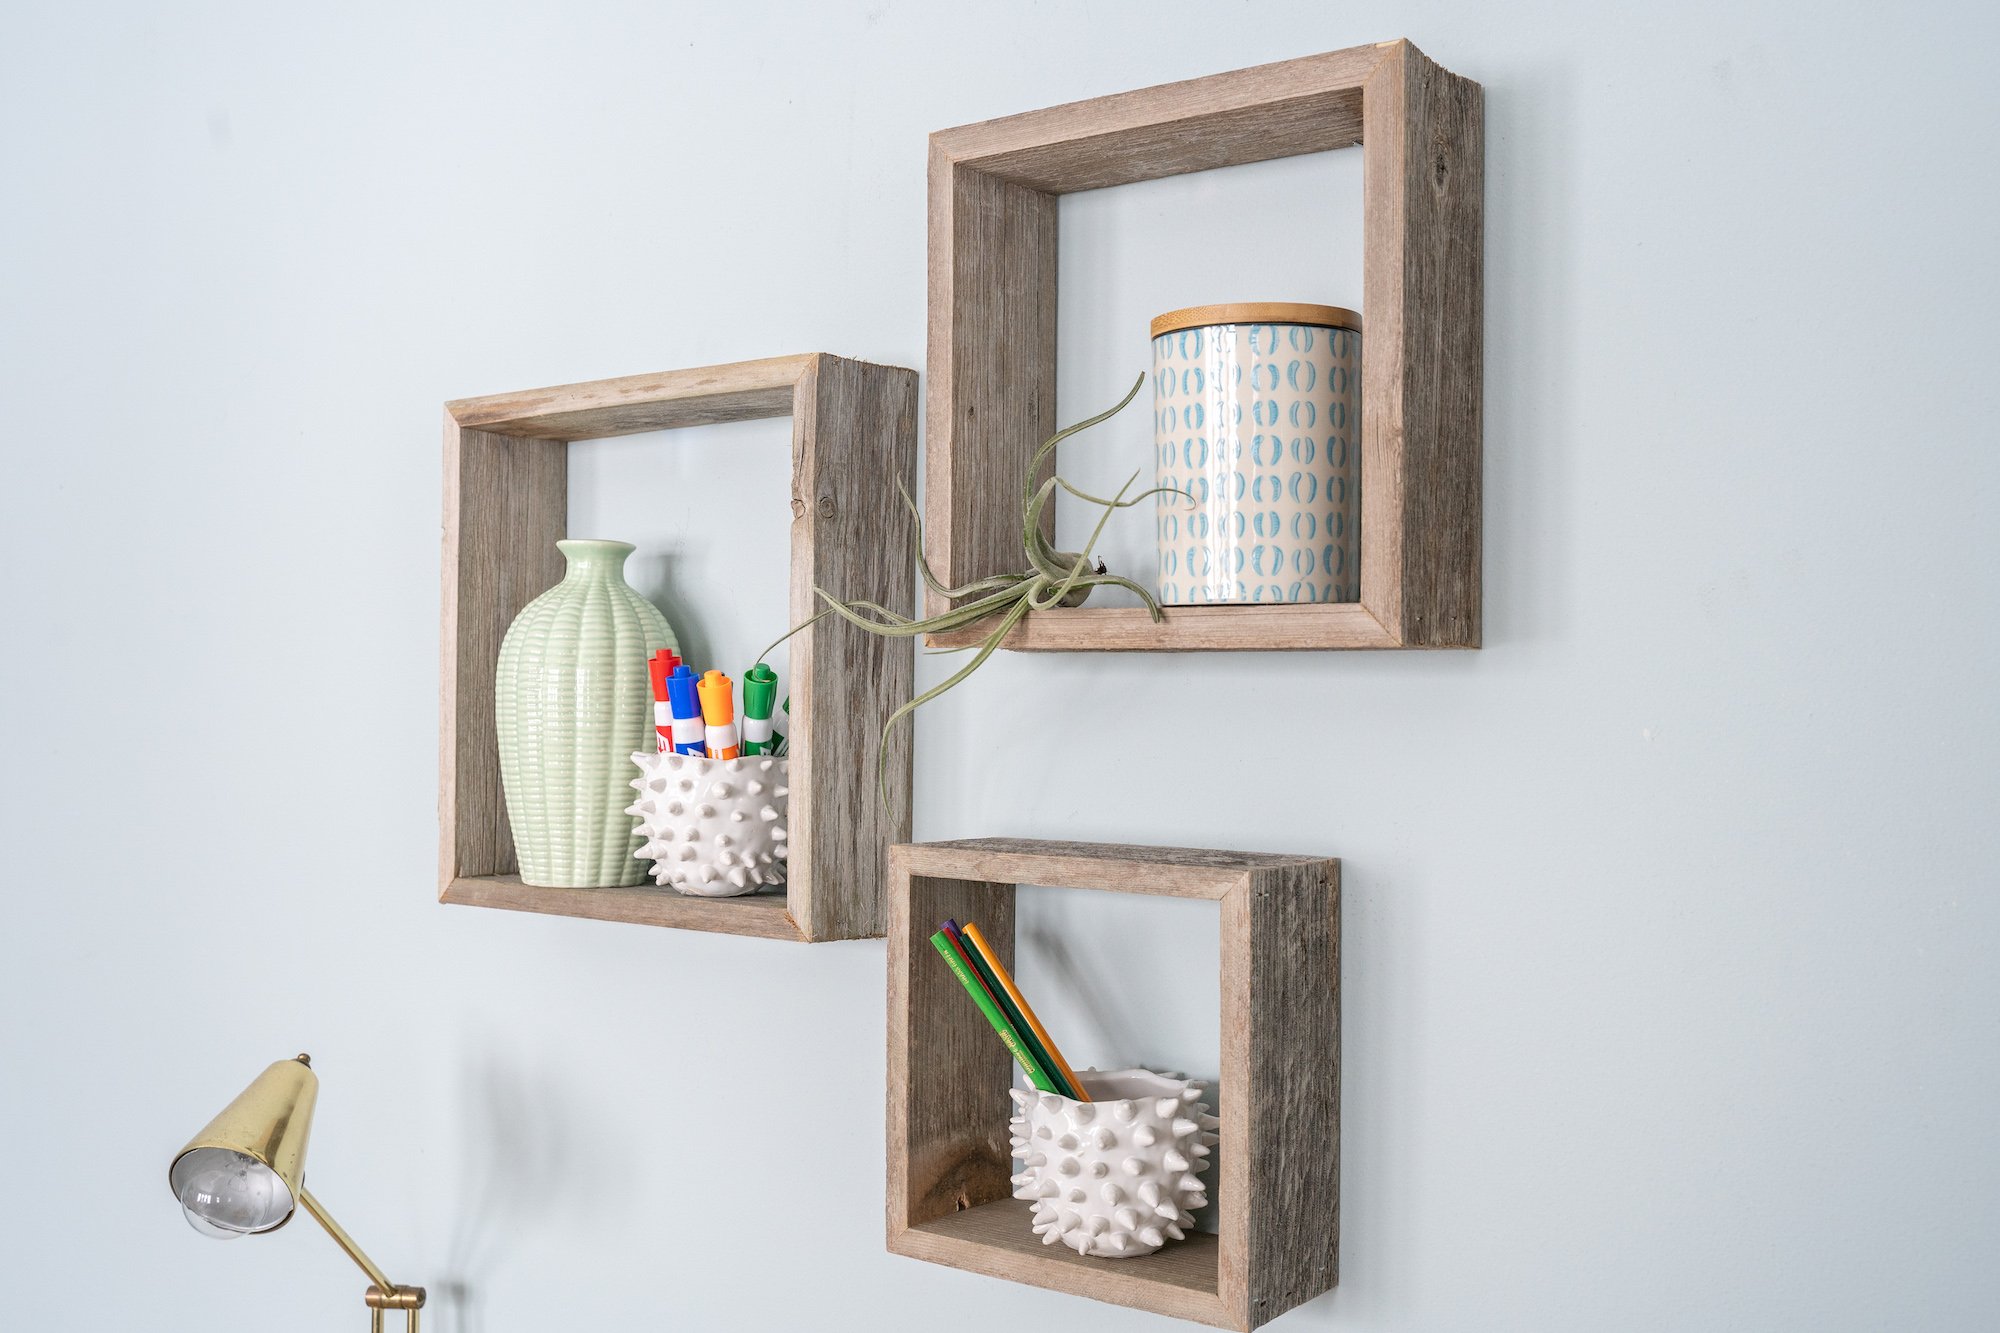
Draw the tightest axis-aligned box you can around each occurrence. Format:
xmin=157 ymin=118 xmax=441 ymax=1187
xmin=887 ymin=839 xmax=1340 ymax=1330
xmin=925 ymin=39 xmax=1482 ymax=652
xmin=440 ymin=354 xmax=917 ymax=942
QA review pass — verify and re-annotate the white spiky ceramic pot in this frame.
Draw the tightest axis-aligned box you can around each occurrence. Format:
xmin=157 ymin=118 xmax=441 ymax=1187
xmin=1009 ymin=1068 xmax=1220 ymax=1258
xmin=625 ymin=752 xmax=788 ymax=895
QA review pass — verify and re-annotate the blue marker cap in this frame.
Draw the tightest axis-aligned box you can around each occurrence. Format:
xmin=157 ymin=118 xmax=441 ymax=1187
xmin=666 ymin=664 xmax=701 ymax=719
xmin=665 ymin=664 xmax=708 ymax=756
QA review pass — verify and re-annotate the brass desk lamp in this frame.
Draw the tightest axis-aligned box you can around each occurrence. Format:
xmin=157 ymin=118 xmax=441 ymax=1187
xmin=169 ymin=1054 xmax=427 ymax=1331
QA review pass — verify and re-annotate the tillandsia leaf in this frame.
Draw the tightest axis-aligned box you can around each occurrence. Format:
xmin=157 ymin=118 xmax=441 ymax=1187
xmin=1057 ymin=475 xmax=1190 ymax=511
xmin=896 ymin=477 xmax=1032 ymax=602
xmin=1022 ymin=479 xmax=1110 ymax=600
xmin=754 ymin=604 xmax=839 ymax=667
xmin=1021 ymin=530 xmax=1102 ymax=607
xmin=838 ymin=599 xmax=921 ymax=626
xmin=1021 ymin=373 xmax=1147 ymax=514
xmin=1049 ymin=570 xmax=1103 ymax=608
xmin=1032 ymin=472 xmax=1140 ymax=610
xmin=1023 ymin=543 xmax=1103 ymax=608
xmin=756 ymin=370 xmax=1160 ymax=818
xmin=1013 ymin=377 xmax=1145 ymax=589
xmin=938 ymin=571 xmax=1033 ymax=602
xmin=872 ymin=594 xmax=1035 ymax=808
xmin=752 ymin=592 xmax=970 ymax=663
xmin=1023 ymin=476 xmax=1181 ymax=594
xmin=1085 ymin=571 xmax=1171 ymax=621
xmin=929 ymin=571 xmax=1035 ymax=606
xmin=1021 ymin=477 xmax=1068 ymax=581
xmin=813 ymin=583 xmax=1026 ymax=639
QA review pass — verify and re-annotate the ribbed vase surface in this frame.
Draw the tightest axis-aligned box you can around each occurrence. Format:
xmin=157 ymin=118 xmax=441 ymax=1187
xmin=495 ymin=539 xmax=678 ymax=887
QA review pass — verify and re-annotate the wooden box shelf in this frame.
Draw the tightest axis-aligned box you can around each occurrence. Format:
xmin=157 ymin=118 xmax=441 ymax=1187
xmin=887 ymin=839 xmax=1340 ymax=1329
xmin=439 ymin=354 xmax=917 ymax=942
xmin=924 ymin=39 xmax=1482 ymax=652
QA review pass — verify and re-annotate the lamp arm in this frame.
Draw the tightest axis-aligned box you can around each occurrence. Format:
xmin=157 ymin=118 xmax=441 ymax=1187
xmin=298 ymin=1186 xmax=398 ymax=1293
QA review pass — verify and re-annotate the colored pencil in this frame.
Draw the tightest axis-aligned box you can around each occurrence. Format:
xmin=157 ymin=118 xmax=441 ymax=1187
xmin=948 ymin=921 xmax=1072 ymax=1097
xmin=929 ymin=930 xmax=1059 ymax=1093
xmin=962 ymin=921 xmax=1091 ymax=1103
xmin=939 ymin=920 xmax=1005 ymax=1011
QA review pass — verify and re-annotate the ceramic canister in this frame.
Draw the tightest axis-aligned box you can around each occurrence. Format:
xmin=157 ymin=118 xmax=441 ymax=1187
xmin=1152 ymin=303 xmax=1362 ymax=605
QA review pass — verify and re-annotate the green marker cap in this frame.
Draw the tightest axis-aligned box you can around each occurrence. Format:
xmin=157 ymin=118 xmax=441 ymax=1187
xmin=743 ymin=663 xmax=778 ymax=720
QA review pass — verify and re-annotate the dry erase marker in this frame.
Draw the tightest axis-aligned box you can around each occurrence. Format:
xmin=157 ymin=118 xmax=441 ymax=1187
xmin=647 ymin=651 xmax=674 ymax=753
xmin=660 ymin=650 xmax=685 ymax=747
xmin=698 ymin=669 xmax=740 ymax=759
xmin=666 ymin=664 xmax=707 ymax=756
xmin=742 ymin=663 xmax=779 ymax=755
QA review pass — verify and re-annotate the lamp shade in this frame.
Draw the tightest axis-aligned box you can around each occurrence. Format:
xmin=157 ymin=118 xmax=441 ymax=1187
xmin=169 ymin=1055 xmax=318 ymax=1237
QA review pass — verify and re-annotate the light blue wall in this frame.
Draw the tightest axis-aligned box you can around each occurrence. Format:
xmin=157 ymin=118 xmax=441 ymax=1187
xmin=3 ymin=2 xmax=1996 ymax=1329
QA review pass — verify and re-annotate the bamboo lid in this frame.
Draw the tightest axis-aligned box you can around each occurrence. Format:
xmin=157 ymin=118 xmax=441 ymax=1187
xmin=1150 ymin=302 xmax=1362 ymax=338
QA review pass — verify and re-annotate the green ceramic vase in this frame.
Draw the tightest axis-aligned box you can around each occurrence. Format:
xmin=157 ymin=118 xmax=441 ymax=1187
xmin=495 ymin=539 xmax=678 ymax=887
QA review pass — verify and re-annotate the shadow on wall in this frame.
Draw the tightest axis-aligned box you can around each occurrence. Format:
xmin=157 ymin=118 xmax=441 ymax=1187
xmin=629 ymin=546 xmax=714 ymax=674
xmin=1479 ymin=53 xmax=1578 ymax=651
xmin=434 ymin=1052 xmax=635 ymax=1333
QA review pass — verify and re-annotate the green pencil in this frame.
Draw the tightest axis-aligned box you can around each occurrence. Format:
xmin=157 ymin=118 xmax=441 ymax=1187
xmin=930 ymin=930 xmax=1059 ymax=1093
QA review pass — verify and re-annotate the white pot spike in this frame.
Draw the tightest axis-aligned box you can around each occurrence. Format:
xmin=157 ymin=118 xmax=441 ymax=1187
xmin=627 ymin=753 xmax=789 ymax=896
xmin=1011 ymin=1068 xmax=1214 ymax=1259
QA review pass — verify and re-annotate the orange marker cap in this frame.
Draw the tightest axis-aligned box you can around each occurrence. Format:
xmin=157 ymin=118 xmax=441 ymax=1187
xmin=696 ymin=669 xmax=735 ymax=726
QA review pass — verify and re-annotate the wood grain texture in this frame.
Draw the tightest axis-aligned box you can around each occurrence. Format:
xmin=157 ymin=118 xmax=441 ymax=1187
xmin=446 ymin=355 xmax=816 ymax=441
xmin=788 ymin=355 xmax=919 ymax=940
xmin=1359 ymin=41 xmax=1483 ymax=647
xmin=931 ymin=43 xmax=1385 ymax=194
xmin=923 ymin=39 xmax=1482 ymax=653
xmin=898 ymin=838 xmax=1318 ymax=899
xmin=923 ymin=602 xmax=1401 ymax=652
xmin=438 ymin=419 xmax=565 ymax=888
xmin=886 ymin=838 xmax=1341 ymax=1330
xmin=438 ymin=355 xmax=917 ymax=941
xmin=924 ymin=144 xmax=1059 ymax=617
xmin=897 ymin=1201 xmax=1230 ymax=1329
xmin=441 ymin=875 xmax=802 ymax=941
xmin=887 ymin=856 xmax=1017 ymax=1231
xmin=1219 ymin=862 xmax=1341 ymax=1328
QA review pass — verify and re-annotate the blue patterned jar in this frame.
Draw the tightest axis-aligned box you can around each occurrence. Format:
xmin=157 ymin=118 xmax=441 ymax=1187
xmin=1152 ymin=302 xmax=1361 ymax=605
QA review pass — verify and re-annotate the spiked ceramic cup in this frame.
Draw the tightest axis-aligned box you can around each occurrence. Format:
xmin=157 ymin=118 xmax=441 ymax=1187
xmin=625 ymin=753 xmax=789 ymax=895
xmin=1009 ymin=1068 xmax=1220 ymax=1258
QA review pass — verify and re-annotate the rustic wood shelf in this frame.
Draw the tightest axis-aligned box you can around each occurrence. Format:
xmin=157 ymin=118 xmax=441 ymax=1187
xmin=887 ymin=839 xmax=1341 ymax=1330
xmin=439 ymin=354 xmax=918 ymax=942
xmin=924 ymin=39 xmax=1483 ymax=653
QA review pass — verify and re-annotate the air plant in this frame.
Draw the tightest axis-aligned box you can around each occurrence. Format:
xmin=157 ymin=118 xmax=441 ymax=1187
xmin=756 ymin=373 xmax=1182 ymax=806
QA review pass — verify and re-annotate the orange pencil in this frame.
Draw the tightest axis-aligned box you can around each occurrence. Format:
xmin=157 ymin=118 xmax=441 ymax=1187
xmin=961 ymin=922 xmax=1090 ymax=1102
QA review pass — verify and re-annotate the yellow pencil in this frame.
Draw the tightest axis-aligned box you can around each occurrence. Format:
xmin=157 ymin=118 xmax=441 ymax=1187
xmin=961 ymin=922 xmax=1091 ymax=1103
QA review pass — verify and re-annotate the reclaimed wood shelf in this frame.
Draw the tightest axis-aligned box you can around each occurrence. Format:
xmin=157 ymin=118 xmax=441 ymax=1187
xmin=887 ymin=839 xmax=1341 ymax=1330
xmin=924 ymin=39 xmax=1483 ymax=652
xmin=439 ymin=354 xmax=918 ymax=942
